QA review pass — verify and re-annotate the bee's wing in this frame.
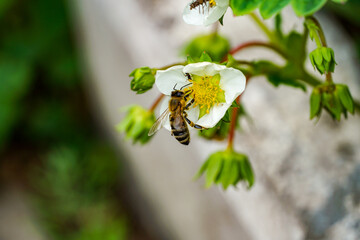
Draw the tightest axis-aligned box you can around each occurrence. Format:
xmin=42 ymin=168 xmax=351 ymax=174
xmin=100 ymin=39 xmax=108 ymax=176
xmin=148 ymin=108 xmax=170 ymax=136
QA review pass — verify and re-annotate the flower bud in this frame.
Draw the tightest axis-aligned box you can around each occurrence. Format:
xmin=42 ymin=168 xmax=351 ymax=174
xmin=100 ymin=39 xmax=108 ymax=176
xmin=194 ymin=150 xmax=254 ymax=190
xmin=183 ymin=33 xmax=230 ymax=62
xmin=309 ymin=47 xmax=336 ymax=74
xmin=129 ymin=67 xmax=156 ymax=94
xmin=309 ymin=83 xmax=354 ymax=121
xmin=116 ymin=105 xmax=155 ymax=144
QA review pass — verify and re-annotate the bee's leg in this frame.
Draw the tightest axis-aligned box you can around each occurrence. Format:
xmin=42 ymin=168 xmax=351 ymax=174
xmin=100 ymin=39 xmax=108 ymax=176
xmin=183 ymin=90 xmax=193 ymax=102
xmin=184 ymin=112 xmax=206 ymax=130
xmin=184 ymin=98 xmax=195 ymax=110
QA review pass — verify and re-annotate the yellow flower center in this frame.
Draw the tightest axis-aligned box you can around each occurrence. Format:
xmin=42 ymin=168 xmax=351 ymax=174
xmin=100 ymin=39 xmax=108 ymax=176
xmin=187 ymin=74 xmax=225 ymax=118
xmin=209 ymin=0 xmax=216 ymax=7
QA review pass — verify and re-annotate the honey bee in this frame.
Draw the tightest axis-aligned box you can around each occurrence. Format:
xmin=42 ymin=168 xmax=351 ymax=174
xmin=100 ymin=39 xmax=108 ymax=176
xmin=148 ymin=73 xmax=205 ymax=145
xmin=190 ymin=0 xmax=212 ymax=13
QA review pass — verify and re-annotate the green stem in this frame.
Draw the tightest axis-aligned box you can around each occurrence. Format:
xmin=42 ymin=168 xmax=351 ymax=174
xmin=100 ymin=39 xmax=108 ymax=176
xmin=300 ymin=71 xmax=322 ymax=86
xmin=249 ymin=13 xmax=277 ymax=43
xmin=307 ymin=16 xmax=328 ymax=47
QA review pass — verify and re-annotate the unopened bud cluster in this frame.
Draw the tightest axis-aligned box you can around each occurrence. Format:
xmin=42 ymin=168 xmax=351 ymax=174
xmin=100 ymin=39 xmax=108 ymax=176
xmin=194 ymin=149 xmax=254 ymax=189
xmin=116 ymin=105 xmax=155 ymax=144
xmin=309 ymin=47 xmax=336 ymax=74
xmin=310 ymin=83 xmax=354 ymax=121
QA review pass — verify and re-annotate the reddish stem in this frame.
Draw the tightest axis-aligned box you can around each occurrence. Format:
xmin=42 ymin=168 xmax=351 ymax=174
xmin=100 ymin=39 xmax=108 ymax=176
xmin=226 ymin=76 xmax=252 ymax=150
xmin=225 ymin=41 xmax=287 ymax=61
xmin=149 ymin=94 xmax=164 ymax=112
xmin=325 ymin=72 xmax=333 ymax=83
xmin=227 ymin=95 xmax=241 ymax=150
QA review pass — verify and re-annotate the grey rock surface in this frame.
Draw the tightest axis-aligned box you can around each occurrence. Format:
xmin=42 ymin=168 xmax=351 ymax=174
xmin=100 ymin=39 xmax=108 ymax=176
xmin=73 ymin=0 xmax=360 ymax=239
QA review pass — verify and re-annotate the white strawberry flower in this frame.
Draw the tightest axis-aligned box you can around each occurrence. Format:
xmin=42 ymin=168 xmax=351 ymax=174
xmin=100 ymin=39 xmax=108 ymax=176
xmin=183 ymin=0 xmax=229 ymax=26
xmin=155 ymin=62 xmax=246 ymax=130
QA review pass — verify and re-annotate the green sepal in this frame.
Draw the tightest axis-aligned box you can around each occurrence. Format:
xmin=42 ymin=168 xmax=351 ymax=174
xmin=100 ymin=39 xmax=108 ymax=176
xmin=336 ymin=84 xmax=354 ymax=114
xmin=205 ymin=154 xmax=223 ymax=188
xmin=199 ymin=52 xmax=213 ymax=62
xmin=219 ymin=156 xmax=233 ymax=189
xmin=323 ymin=92 xmax=342 ymax=121
xmin=219 ymin=14 xmax=224 ymax=25
xmin=310 ymin=88 xmax=322 ymax=119
xmin=198 ymin=119 xmax=230 ymax=140
xmin=193 ymin=158 xmax=210 ymax=180
xmin=238 ymin=154 xmax=254 ymax=188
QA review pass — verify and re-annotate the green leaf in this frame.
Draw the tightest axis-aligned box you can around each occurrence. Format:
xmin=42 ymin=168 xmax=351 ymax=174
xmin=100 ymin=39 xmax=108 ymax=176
xmin=230 ymin=0 xmax=263 ymax=16
xmin=310 ymin=88 xmax=322 ymax=119
xmin=205 ymin=155 xmax=223 ymax=188
xmin=291 ymin=0 xmax=327 ymax=16
xmin=199 ymin=52 xmax=213 ymax=62
xmin=267 ymin=73 xmax=307 ymax=91
xmin=285 ymin=31 xmax=306 ymax=65
xmin=337 ymin=85 xmax=354 ymax=114
xmin=331 ymin=0 xmax=347 ymax=3
xmin=259 ymin=0 xmax=291 ymax=19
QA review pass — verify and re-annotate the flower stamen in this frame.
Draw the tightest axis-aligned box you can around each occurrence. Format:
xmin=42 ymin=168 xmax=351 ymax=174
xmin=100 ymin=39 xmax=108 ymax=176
xmin=186 ymin=74 xmax=225 ymax=118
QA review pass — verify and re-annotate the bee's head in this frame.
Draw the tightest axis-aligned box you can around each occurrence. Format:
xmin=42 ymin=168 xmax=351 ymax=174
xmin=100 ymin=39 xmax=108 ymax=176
xmin=171 ymin=90 xmax=184 ymax=97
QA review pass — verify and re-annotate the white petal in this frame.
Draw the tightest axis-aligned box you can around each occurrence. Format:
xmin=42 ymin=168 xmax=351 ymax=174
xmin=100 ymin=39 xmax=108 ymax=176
xmin=219 ymin=67 xmax=246 ymax=104
xmin=155 ymin=65 xmax=187 ymax=95
xmin=186 ymin=105 xmax=200 ymax=123
xmin=203 ymin=5 xmax=228 ymax=26
xmin=159 ymin=96 xmax=171 ymax=131
xmin=215 ymin=0 xmax=229 ymax=7
xmin=183 ymin=0 xmax=229 ymax=26
xmin=183 ymin=62 xmax=226 ymax=76
xmin=196 ymin=103 xmax=230 ymax=128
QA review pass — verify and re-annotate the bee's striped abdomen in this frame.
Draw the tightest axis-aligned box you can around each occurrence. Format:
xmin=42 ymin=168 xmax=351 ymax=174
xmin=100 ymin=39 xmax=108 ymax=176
xmin=172 ymin=128 xmax=190 ymax=145
xmin=170 ymin=111 xmax=190 ymax=145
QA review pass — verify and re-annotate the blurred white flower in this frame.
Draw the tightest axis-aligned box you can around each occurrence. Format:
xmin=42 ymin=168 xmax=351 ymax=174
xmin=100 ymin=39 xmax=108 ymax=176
xmin=155 ymin=62 xmax=246 ymax=130
xmin=183 ymin=0 xmax=229 ymax=26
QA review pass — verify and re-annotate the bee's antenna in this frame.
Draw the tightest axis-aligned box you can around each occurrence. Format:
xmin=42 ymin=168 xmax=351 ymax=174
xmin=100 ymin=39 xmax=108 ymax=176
xmin=180 ymin=83 xmax=192 ymax=90
xmin=173 ymin=83 xmax=178 ymax=90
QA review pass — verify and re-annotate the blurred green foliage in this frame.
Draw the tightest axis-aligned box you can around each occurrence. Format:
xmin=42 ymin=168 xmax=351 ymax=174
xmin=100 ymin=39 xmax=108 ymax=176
xmin=31 ymin=146 xmax=127 ymax=240
xmin=326 ymin=0 xmax=360 ymax=61
xmin=0 ymin=0 xmax=129 ymax=239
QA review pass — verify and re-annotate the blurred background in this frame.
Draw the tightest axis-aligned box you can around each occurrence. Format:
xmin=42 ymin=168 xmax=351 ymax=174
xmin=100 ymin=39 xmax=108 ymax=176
xmin=0 ymin=0 xmax=359 ymax=240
